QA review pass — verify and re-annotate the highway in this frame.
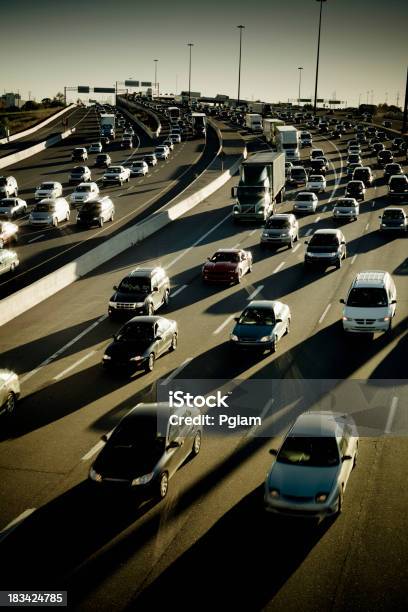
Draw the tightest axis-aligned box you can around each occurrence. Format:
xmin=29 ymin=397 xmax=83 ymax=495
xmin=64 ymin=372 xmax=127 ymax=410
xmin=0 ymin=105 xmax=217 ymax=298
xmin=0 ymin=120 xmax=407 ymax=610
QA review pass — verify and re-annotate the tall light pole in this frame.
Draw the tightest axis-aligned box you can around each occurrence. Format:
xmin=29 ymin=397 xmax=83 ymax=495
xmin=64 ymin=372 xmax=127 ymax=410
xmin=358 ymin=93 xmax=362 ymax=107
xmin=402 ymin=67 xmax=408 ymax=134
xmin=154 ymin=59 xmax=158 ymax=97
xmin=313 ymin=0 xmax=327 ymax=113
xmin=187 ymin=43 xmax=194 ymax=104
xmin=298 ymin=67 xmax=303 ymax=105
xmin=237 ymin=25 xmax=245 ymax=107
xmin=366 ymin=90 xmax=369 ymax=104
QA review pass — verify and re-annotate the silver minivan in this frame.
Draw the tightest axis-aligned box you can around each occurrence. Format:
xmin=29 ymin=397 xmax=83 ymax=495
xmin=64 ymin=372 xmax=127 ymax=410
xmin=29 ymin=198 xmax=70 ymax=227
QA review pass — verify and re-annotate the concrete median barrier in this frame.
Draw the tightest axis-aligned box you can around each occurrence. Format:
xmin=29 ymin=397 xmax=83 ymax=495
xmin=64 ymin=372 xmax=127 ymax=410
xmin=0 ymin=128 xmax=76 ymax=170
xmin=117 ymin=97 xmax=161 ymax=138
xmin=0 ymin=104 xmax=76 ymax=146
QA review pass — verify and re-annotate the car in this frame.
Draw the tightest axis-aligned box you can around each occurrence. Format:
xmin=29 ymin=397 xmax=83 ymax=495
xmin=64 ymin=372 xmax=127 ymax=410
xmin=285 ymin=161 xmax=294 ymax=178
xmin=76 ymin=196 xmax=114 ymax=228
xmin=371 ymin=142 xmax=384 ymax=155
xmin=388 ymin=174 xmax=408 ymax=198
xmin=123 ymin=127 xmax=135 ymax=136
xmin=155 ymin=145 xmax=169 ymax=160
xmin=34 ymin=181 xmax=63 ymax=201
xmin=0 ymin=248 xmax=19 ymax=276
xmin=377 ymin=150 xmax=393 ymax=167
xmin=0 ymin=221 xmax=18 ymax=248
xmin=304 ymin=228 xmax=347 ymax=270
xmin=0 ymin=370 xmax=20 ymax=416
xmin=170 ymin=133 xmax=181 ymax=143
xmin=293 ymin=191 xmax=318 ymax=214
xmin=260 ymin=214 xmax=299 ymax=249
xmin=379 ymin=207 xmax=407 ymax=232
xmin=72 ymin=147 xmax=88 ymax=162
xmin=352 ymin=167 xmax=374 ymax=187
xmin=88 ymin=142 xmax=103 ymax=154
xmin=129 ymin=161 xmax=148 ymax=176
xmin=102 ymin=166 xmax=130 ymax=186
xmin=383 ymin=163 xmax=403 ymax=182
xmin=310 ymin=148 xmax=324 ymax=161
xmin=347 ymin=153 xmax=362 ymax=166
xmin=356 ymin=133 xmax=367 ymax=144
xmin=287 ymin=166 xmax=307 ymax=186
xmin=230 ymin=300 xmax=291 ymax=353
xmin=340 ymin=270 xmax=397 ymax=333
xmin=306 ymin=174 xmax=326 ymax=193
xmin=392 ymin=137 xmax=404 ymax=152
xmin=0 ymin=198 xmax=27 ymax=219
xmin=108 ymin=267 xmax=170 ymax=319
xmin=376 ymin=130 xmax=386 ymax=141
xmin=345 ymin=180 xmax=365 ymax=201
xmin=103 ymin=316 xmax=178 ymax=373
xmin=95 ymin=153 xmax=111 ymax=168
xmin=70 ymin=182 xmax=100 ymax=206
xmin=89 ymin=401 xmax=202 ymax=499
xmin=202 ymin=248 xmax=252 ymax=284
xmin=347 ymin=145 xmax=361 ymax=155
xmin=0 ymin=176 xmax=18 ymax=198
xmin=300 ymin=131 xmax=312 ymax=147
xmin=163 ymin=139 xmax=174 ymax=151
xmin=144 ymin=153 xmax=158 ymax=166
xmin=121 ymin=137 xmax=133 ymax=149
xmin=100 ymin=136 xmax=110 ymax=146
xmin=264 ymin=411 xmax=358 ymax=520
xmin=29 ymin=198 xmax=70 ymax=227
xmin=69 ymin=166 xmax=91 ymax=185
xmin=332 ymin=198 xmax=359 ymax=221
xmin=310 ymin=158 xmax=328 ymax=175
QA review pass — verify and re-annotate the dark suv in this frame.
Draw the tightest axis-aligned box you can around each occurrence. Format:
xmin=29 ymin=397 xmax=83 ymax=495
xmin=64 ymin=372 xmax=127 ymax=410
xmin=108 ymin=267 xmax=170 ymax=319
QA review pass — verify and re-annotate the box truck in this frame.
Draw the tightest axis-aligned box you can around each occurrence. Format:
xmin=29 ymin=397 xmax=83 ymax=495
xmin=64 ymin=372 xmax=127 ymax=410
xmin=191 ymin=112 xmax=207 ymax=138
xmin=100 ymin=113 xmax=115 ymax=137
xmin=245 ymin=113 xmax=263 ymax=132
xmin=231 ymin=152 xmax=286 ymax=222
xmin=275 ymin=125 xmax=300 ymax=161
xmin=263 ymin=118 xmax=285 ymax=147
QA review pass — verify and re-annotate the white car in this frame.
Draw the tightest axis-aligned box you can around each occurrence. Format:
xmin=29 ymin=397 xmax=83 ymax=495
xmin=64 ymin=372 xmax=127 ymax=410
xmin=293 ymin=192 xmax=318 ymax=214
xmin=89 ymin=142 xmax=103 ymax=154
xmin=285 ymin=161 xmax=293 ymax=178
xmin=310 ymin=148 xmax=324 ymax=162
xmin=348 ymin=145 xmax=361 ymax=156
xmin=144 ymin=154 xmax=158 ymax=166
xmin=333 ymin=198 xmax=359 ymax=221
xmin=129 ymin=161 xmax=148 ymax=176
xmin=29 ymin=198 xmax=70 ymax=227
xmin=265 ymin=411 xmax=358 ymax=520
xmin=72 ymin=147 xmax=88 ymax=162
xmin=70 ymin=182 xmax=100 ymax=206
xmin=34 ymin=181 xmax=63 ymax=201
xmin=163 ymin=140 xmax=174 ymax=151
xmin=170 ymin=133 xmax=181 ymax=143
xmin=102 ymin=166 xmax=130 ymax=186
xmin=0 ymin=198 xmax=28 ymax=219
xmin=0 ymin=176 xmax=18 ymax=198
xmin=0 ymin=250 xmax=19 ymax=277
xmin=69 ymin=166 xmax=91 ymax=184
xmin=155 ymin=146 xmax=169 ymax=160
xmin=306 ymin=174 xmax=326 ymax=192
xmin=124 ymin=127 xmax=134 ymax=136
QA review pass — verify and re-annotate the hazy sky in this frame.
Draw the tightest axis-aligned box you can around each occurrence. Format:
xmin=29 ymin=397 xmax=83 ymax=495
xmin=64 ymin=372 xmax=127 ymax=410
xmin=1 ymin=0 xmax=407 ymax=106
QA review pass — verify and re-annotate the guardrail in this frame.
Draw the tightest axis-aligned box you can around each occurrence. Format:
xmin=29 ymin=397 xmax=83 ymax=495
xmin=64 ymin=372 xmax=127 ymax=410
xmin=0 ymin=140 xmax=246 ymax=327
xmin=0 ymin=104 xmax=76 ymax=146
xmin=0 ymin=128 xmax=76 ymax=170
xmin=117 ymin=97 xmax=161 ymax=138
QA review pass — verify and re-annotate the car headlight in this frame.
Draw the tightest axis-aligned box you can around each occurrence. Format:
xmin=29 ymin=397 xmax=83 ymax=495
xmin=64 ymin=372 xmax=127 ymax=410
xmin=230 ymin=334 xmax=238 ymax=341
xmin=400 ymin=223 xmax=404 ymax=227
xmin=132 ymin=472 xmax=154 ymax=486
xmin=269 ymin=488 xmax=280 ymax=498
xmin=103 ymin=354 xmax=112 ymax=360
xmin=381 ymin=223 xmax=386 ymax=227
xmin=89 ymin=467 xmax=102 ymax=482
xmin=262 ymin=232 xmax=269 ymax=238
xmin=259 ymin=335 xmax=272 ymax=342
xmin=280 ymin=232 xmax=289 ymax=237
xmin=379 ymin=317 xmax=390 ymax=322
xmin=108 ymin=301 xmax=116 ymax=307
xmin=342 ymin=316 xmax=350 ymax=321
xmin=135 ymin=302 xmax=144 ymax=308
xmin=315 ymin=492 xmax=329 ymax=503
xmin=129 ymin=356 xmax=142 ymax=361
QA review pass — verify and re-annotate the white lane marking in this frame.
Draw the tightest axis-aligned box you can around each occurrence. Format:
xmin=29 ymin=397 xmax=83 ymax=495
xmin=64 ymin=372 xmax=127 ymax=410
xmin=318 ymin=303 xmax=332 ymax=324
xmin=365 ymin=222 xmax=370 ymax=231
xmin=292 ymin=243 xmax=301 ymax=253
xmin=27 ymin=234 xmax=45 ymax=244
xmin=273 ymin=262 xmax=285 ymax=274
xmin=315 ymin=216 xmax=321 ymax=223
xmin=165 ymin=212 xmax=231 ymax=270
xmin=305 ymin=228 xmax=312 ymax=236
xmin=53 ymin=350 xmax=96 ymax=381
xmin=249 ymin=229 xmax=257 ymax=236
xmin=213 ymin=314 xmax=235 ymax=335
xmin=81 ymin=440 xmax=105 ymax=462
xmin=351 ymin=254 xmax=358 ymax=265
xmin=322 ymin=206 xmax=327 ymax=212
xmin=171 ymin=284 xmax=188 ymax=298
xmin=247 ymin=285 xmax=264 ymax=300
xmin=385 ymin=396 xmax=399 ymax=434
xmin=372 ymin=202 xmax=375 ymax=208
xmin=232 ymin=242 xmax=241 ymax=248
xmin=160 ymin=358 xmax=193 ymax=386
xmin=20 ymin=314 xmax=108 ymax=385
xmin=0 ymin=509 xmax=36 ymax=544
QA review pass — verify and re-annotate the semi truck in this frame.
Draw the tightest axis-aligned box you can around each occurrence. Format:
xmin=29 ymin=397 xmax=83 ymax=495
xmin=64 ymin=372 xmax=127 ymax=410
xmin=231 ymin=152 xmax=286 ymax=222
xmin=275 ymin=125 xmax=300 ymax=161
xmin=263 ymin=118 xmax=285 ymax=147
xmin=245 ymin=113 xmax=263 ymax=132
xmin=100 ymin=113 xmax=115 ymax=137
xmin=191 ymin=112 xmax=207 ymax=138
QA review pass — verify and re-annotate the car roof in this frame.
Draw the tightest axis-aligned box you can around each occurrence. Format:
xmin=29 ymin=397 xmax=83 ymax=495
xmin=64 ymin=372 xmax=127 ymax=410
xmin=126 ymin=316 xmax=163 ymax=324
xmin=353 ymin=270 xmax=388 ymax=286
xmin=214 ymin=248 xmax=241 ymax=253
xmin=313 ymin=228 xmax=339 ymax=235
xmin=290 ymin=411 xmax=347 ymax=437
xmin=246 ymin=300 xmax=277 ymax=310
xmin=269 ymin=214 xmax=294 ymax=220
xmin=128 ymin=266 xmax=164 ymax=277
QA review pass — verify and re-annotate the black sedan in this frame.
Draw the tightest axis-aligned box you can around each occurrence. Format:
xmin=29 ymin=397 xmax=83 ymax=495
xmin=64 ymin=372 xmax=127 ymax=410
xmin=89 ymin=402 xmax=202 ymax=499
xmin=103 ymin=316 xmax=178 ymax=373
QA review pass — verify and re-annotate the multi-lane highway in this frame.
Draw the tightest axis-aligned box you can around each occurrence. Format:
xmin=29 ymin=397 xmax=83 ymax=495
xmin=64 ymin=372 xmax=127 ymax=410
xmin=0 ymin=105 xmax=218 ymax=298
xmin=0 ymin=115 xmax=407 ymax=610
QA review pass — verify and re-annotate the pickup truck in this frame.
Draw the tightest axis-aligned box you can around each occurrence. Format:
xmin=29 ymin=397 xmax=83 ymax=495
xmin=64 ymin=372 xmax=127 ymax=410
xmin=102 ymin=166 xmax=131 ymax=186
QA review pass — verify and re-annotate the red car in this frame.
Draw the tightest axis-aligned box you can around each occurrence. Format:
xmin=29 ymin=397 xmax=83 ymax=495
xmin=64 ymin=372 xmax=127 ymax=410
xmin=202 ymin=249 xmax=252 ymax=284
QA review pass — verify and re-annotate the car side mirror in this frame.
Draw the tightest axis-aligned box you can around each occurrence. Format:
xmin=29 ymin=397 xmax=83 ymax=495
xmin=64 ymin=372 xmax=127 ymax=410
xmin=168 ymin=440 xmax=181 ymax=449
xmin=269 ymin=449 xmax=278 ymax=456
xmin=304 ymin=240 xmax=309 ymax=244
xmin=113 ymin=285 xmax=118 ymax=291
xmin=341 ymin=240 xmax=346 ymax=244
xmin=342 ymin=454 xmax=352 ymax=462
xmin=156 ymin=335 xmax=162 ymax=341
xmin=275 ymin=318 xmax=283 ymax=323
xmin=390 ymin=299 xmax=397 ymax=305
xmin=152 ymin=286 xmax=159 ymax=292
xmin=231 ymin=186 xmax=237 ymax=197
xmin=101 ymin=433 xmax=110 ymax=442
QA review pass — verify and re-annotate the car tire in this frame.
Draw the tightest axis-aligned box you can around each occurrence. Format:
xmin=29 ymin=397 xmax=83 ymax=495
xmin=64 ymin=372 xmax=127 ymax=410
xmin=170 ymin=333 xmax=177 ymax=352
xmin=157 ymin=472 xmax=169 ymax=500
xmin=236 ymin=271 xmax=242 ymax=284
xmin=146 ymin=302 xmax=154 ymax=316
xmin=10 ymin=262 xmax=16 ymax=272
xmin=353 ymin=445 xmax=358 ymax=469
xmin=336 ymin=258 xmax=342 ymax=269
xmin=145 ymin=353 xmax=155 ymax=372
xmin=99 ymin=218 xmax=104 ymax=228
xmin=289 ymin=239 xmax=294 ymax=249
xmin=163 ymin=290 xmax=170 ymax=307
xmin=4 ymin=392 xmax=16 ymax=415
xmin=190 ymin=431 xmax=202 ymax=457
xmin=270 ymin=336 xmax=277 ymax=353
xmin=285 ymin=319 xmax=290 ymax=335
xmin=336 ymin=488 xmax=344 ymax=515
xmin=53 ymin=218 xmax=58 ymax=227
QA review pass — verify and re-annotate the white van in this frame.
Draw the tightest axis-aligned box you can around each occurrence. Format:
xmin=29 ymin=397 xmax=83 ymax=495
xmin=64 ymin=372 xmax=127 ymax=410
xmin=340 ymin=271 xmax=397 ymax=333
xmin=29 ymin=198 xmax=70 ymax=227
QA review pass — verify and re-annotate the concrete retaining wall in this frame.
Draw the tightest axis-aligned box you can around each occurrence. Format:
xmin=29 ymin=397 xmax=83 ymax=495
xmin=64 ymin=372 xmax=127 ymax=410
xmin=0 ymin=104 xmax=76 ymax=145
xmin=117 ymin=97 xmax=161 ymax=138
xmin=0 ymin=128 xmax=75 ymax=170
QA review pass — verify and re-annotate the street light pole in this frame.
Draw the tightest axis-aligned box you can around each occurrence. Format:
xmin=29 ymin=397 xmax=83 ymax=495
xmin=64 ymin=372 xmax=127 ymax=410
xmin=298 ymin=67 xmax=303 ymax=105
xmin=187 ymin=43 xmax=194 ymax=104
xmin=154 ymin=60 xmax=158 ymax=97
xmin=402 ymin=66 xmax=408 ymax=134
xmin=313 ymin=0 xmax=327 ymax=113
xmin=237 ymin=25 xmax=245 ymax=107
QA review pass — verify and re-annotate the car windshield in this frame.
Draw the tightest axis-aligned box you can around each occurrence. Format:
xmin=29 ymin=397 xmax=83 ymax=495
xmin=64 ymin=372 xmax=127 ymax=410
xmin=265 ymin=218 xmax=290 ymax=229
xmin=39 ymin=183 xmax=54 ymax=189
xmin=291 ymin=169 xmax=305 ymax=178
xmin=81 ymin=202 xmax=102 ymax=212
xmin=76 ymin=185 xmax=92 ymax=192
xmin=118 ymin=277 xmax=151 ymax=293
xmin=110 ymin=415 xmax=166 ymax=448
xmin=383 ymin=210 xmax=404 ymax=219
xmin=108 ymin=167 xmax=121 ymax=173
xmin=132 ymin=163 xmax=144 ymax=167
xmin=310 ymin=233 xmax=339 ymax=246
xmin=238 ymin=307 xmax=275 ymax=326
xmin=309 ymin=176 xmax=323 ymax=182
xmin=211 ymin=252 xmax=240 ymax=263
xmin=390 ymin=177 xmax=407 ymax=187
xmin=116 ymin=322 xmax=155 ymax=341
xmin=35 ymin=203 xmax=55 ymax=212
xmin=348 ymin=182 xmax=362 ymax=190
xmin=335 ymin=200 xmax=356 ymax=208
xmin=347 ymin=287 xmax=388 ymax=307
xmin=386 ymin=165 xmax=401 ymax=173
xmin=296 ymin=193 xmax=315 ymax=201
xmin=0 ymin=199 xmax=14 ymax=206
xmin=277 ymin=436 xmax=340 ymax=467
